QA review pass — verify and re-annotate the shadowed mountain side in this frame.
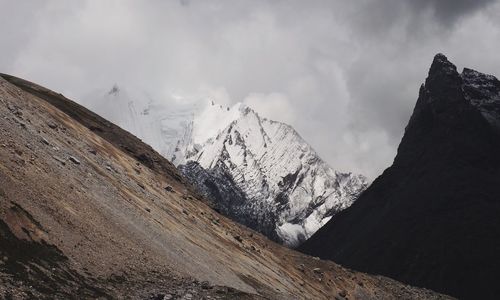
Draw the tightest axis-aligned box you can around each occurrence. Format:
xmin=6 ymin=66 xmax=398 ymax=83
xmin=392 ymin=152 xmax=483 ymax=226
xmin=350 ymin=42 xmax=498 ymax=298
xmin=299 ymin=54 xmax=500 ymax=299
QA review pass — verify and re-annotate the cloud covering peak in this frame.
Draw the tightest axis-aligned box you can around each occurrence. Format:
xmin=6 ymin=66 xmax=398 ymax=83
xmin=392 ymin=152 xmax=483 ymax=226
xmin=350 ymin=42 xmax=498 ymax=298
xmin=1 ymin=0 xmax=499 ymax=178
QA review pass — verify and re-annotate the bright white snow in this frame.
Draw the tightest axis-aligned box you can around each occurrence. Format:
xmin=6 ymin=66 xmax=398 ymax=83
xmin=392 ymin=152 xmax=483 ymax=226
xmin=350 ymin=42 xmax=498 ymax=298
xmin=83 ymin=86 xmax=368 ymax=246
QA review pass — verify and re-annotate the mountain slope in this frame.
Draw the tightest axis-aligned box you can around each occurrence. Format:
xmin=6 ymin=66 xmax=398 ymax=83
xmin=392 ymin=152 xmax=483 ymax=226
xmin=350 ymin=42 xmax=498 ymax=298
xmin=299 ymin=54 xmax=500 ymax=299
xmin=0 ymin=74 xmax=449 ymax=299
xmin=85 ymin=91 xmax=368 ymax=247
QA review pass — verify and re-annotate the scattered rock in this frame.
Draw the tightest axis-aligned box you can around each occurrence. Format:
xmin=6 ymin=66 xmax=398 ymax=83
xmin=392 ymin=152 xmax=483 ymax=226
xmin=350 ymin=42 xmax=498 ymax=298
xmin=52 ymin=155 xmax=66 ymax=165
xmin=313 ymin=268 xmax=322 ymax=274
xmin=145 ymin=208 xmax=151 ymax=213
xmin=106 ymin=165 xmax=113 ymax=172
xmin=150 ymin=294 xmax=172 ymax=300
xmin=165 ymin=186 xmax=175 ymax=193
xmin=233 ymin=235 xmax=243 ymax=243
xmin=182 ymin=209 xmax=189 ymax=215
xmin=69 ymin=156 xmax=80 ymax=165
xmin=137 ymin=182 xmax=145 ymax=189
xmin=41 ymin=137 xmax=50 ymax=145
xmin=339 ymin=290 xmax=347 ymax=297
xmin=297 ymin=264 xmax=305 ymax=272
xmin=47 ymin=122 xmax=58 ymax=129
xmin=89 ymin=149 xmax=97 ymax=155
xmin=215 ymin=288 xmax=226 ymax=294
xmin=201 ymin=281 xmax=211 ymax=289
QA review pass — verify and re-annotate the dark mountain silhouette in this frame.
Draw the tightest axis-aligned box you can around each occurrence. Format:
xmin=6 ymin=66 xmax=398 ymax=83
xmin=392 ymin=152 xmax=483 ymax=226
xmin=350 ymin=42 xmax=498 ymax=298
xmin=299 ymin=54 xmax=500 ymax=299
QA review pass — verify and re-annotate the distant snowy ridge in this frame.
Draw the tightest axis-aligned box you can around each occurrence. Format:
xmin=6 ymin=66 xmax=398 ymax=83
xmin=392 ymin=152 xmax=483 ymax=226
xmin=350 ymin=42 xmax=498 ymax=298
xmin=83 ymin=87 xmax=368 ymax=246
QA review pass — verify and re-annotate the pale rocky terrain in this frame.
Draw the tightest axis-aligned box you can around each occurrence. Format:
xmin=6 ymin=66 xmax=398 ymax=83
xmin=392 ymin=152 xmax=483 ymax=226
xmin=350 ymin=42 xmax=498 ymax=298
xmin=0 ymin=74 xmax=451 ymax=299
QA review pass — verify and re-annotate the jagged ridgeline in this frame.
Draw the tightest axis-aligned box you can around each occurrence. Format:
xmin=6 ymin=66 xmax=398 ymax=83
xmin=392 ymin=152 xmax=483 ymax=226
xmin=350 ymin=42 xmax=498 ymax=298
xmin=299 ymin=54 xmax=500 ymax=300
xmin=84 ymin=92 xmax=368 ymax=247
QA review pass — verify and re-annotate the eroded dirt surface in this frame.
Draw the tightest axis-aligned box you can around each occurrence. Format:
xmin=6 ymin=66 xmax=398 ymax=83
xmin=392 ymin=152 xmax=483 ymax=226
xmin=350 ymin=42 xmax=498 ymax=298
xmin=0 ymin=74 xmax=452 ymax=299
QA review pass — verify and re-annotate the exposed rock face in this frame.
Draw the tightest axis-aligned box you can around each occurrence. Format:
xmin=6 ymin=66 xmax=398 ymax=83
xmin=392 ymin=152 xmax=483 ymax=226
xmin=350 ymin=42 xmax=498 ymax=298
xmin=461 ymin=67 xmax=500 ymax=131
xmin=179 ymin=161 xmax=280 ymax=241
xmin=299 ymin=54 xmax=500 ymax=299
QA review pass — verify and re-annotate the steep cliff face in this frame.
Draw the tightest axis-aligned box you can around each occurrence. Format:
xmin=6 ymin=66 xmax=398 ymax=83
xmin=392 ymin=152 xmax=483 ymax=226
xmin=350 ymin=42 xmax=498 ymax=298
xmin=84 ymin=91 xmax=367 ymax=247
xmin=299 ymin=54 xmax=500 ymax=299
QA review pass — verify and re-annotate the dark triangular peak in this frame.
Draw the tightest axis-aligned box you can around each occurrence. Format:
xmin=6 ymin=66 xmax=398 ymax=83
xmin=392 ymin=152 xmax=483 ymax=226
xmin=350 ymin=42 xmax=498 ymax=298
xmin=408 ymin=54 xmax=466 ymax=128
xmin=423 ymin=53 xmax=463 ymax=105
xmin=299 ymin=54 xmax=500 ymax=299
xmin=398 ymin=54 xmax=497 ymax=169
xmin=428 ymin=53 xmax=458 ymax=79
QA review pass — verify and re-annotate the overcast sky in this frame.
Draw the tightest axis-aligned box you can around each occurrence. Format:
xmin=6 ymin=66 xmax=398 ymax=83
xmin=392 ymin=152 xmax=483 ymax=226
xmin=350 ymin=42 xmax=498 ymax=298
xmin=1 ymin=0 xmax=500 ymax=178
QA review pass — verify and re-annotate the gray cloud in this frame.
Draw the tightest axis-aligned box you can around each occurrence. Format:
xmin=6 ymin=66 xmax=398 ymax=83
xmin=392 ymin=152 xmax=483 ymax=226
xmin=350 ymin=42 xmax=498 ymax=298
xmin=410 ymin=0 xmax=496 ymax=26
xmin=1 ymin=0 xmax=499 ymax=178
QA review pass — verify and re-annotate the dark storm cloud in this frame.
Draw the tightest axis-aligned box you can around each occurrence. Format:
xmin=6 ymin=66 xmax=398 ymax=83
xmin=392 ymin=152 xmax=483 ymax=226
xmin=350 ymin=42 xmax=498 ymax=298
xmin=1 ymin=0 xmax=499 ymax=178
xmin=409 ymin=0 xmax=496 ymax=26
xmin=340 ymin=0 xmax=496 ymax=39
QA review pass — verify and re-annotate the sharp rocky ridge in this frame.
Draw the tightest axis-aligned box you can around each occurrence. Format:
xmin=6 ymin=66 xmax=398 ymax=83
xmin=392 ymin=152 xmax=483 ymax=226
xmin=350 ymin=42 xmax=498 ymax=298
xmin=84 ymin=92 xmax=368 ymax=246
xmin=299 ymin=53 xmax=500 ymax=299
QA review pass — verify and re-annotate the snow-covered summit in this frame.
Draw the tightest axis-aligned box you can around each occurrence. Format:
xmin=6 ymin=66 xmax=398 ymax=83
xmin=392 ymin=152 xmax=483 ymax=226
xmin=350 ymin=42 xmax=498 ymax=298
xmin=183 ymin=104 xmax=368 ymax=246
xmin=82 ymin=86 xmax=368 ymax=246
xmin=83 ymin=86 xmax=244 ymax=163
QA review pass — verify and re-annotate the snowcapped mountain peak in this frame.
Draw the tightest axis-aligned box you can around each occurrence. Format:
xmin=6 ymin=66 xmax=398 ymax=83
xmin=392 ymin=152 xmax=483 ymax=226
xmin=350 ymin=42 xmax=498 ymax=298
xmin=181 ymin=101 xmax=368 ymax=246
xmin=82 ymin=87 xmax=367 ymax=246
xmin=191 ymin=101 xmax=244 ymax=145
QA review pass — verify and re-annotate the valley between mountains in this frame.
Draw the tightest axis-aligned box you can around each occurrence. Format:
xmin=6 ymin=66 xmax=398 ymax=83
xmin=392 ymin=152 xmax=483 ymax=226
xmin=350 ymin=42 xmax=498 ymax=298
xmin=1 ymin=53 xmax=499 ymax=299
xmin=0 ymin=74 xmax=448 ymax=299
